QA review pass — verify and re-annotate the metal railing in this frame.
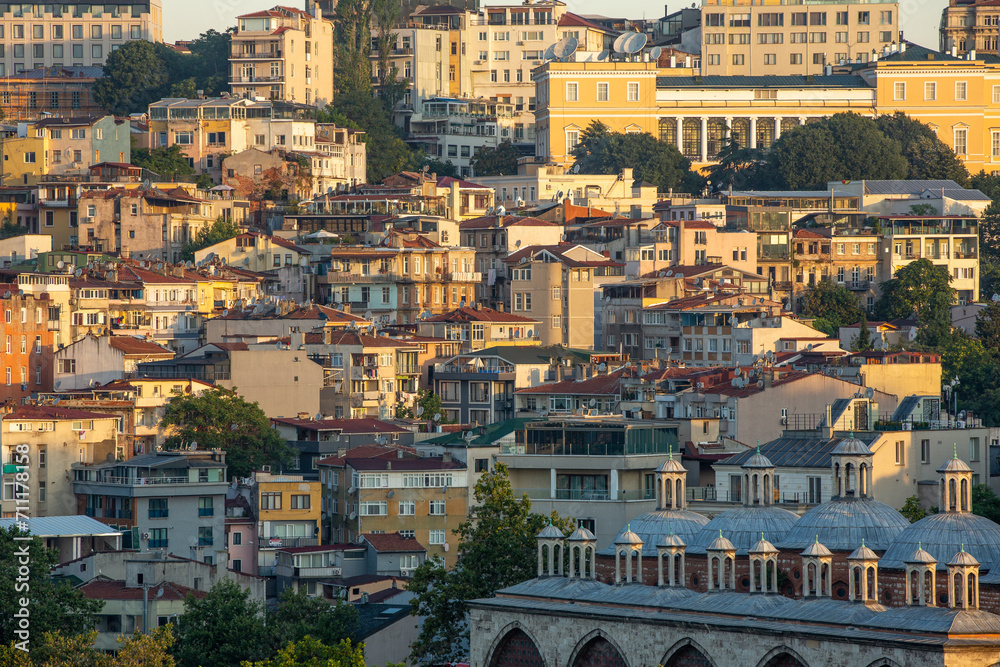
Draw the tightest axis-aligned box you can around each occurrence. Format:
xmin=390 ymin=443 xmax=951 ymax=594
xmin=80 ymin=475 xmax=193 ymax=485
xmin=231 ymin=50 xmax=283 ymax=59
xmin=513 ymin=488 xmax=656 ymax=502
xmin=230 ymin=75 xmax=284 ymax=84
xmin=687 ymin=487 xmax=816 ymax=505
xmin=396 ymin=364 xmax=421 ymax=375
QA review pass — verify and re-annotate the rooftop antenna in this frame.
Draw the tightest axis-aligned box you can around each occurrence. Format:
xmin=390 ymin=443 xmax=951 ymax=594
xmin=552 ymin=35 xmax=578 ymax=62
xmin=621 ymin=33 xmax=648 ymax=60
xmin=649 ymin=46 xmax=663 ymax=61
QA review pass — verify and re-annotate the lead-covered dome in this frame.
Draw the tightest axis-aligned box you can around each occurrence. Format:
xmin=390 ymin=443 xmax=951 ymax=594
xmin=778 ymin=496 xmax=910 ymax=552
xmin=600 ymin=509 xmax=710 ymax=557
xmin=879 ymin=512 xmax=1000 ymax=571
xmin=687 ymin=505 xmax=800 ymax=555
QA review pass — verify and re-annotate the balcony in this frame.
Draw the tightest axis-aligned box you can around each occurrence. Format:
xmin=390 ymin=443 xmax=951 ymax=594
xmin=513 ymin=488 xmax=656 ymax=502
xmin=231 ymin=50 xmax=283 ymax=59
xmin=396 ymin=364 xmax=421 ymax=375
xmin=954 ymin=250 xmax=977 ymax=259
xmin=84 ymin=508 xmax=133 ymax=519
xmin=230 ymin=75 xmax=285 ymax=84
xmin=84 ymin=475 xmax=193 ymax=485
xmin=322 ymin=272 xmax=396 ymax=284
xmin=846 ymin=280 xmax=870 ymax=291
xmin=259 ymin=537 xmax=318 ymax=549
xmin=294 ymin=566 xmax=343 ymax=578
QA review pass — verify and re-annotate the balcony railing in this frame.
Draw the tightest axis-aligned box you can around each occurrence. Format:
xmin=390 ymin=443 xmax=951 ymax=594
xmin=687 ymin=486 xmax=816 ymax=505
xmin=513 ymin=488 xmax=656 ymax=502
xmin=445 ymin=272 xmax=483 ymax=282
xmin=322 ymin=272 xmax=396 ymax=284
xmin=231 ymin=50 xmax=283 ymax=59
xmin=230 ymin=75 xmax=285 ymax=84
xmin=79 ymin=475 xmax=194 ymax=485
xmin=396 ymin=364 xmax=421 ymax=375
xmin=259 ymin=537 xmax=318 ymax=549
xmin=846 ymin=280 xmax=870 ymax=291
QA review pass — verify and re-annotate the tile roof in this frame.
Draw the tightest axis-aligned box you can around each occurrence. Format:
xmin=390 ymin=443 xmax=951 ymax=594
xmin=0 ymin=516 xmax=122 ymax=538
xmin=362 ymin=532 xmax=427 ymax=553
xmin=79 ymin=578 xmax=206 ymax=601
xmin=323 ymin=330 xmax=421 ymax=348
xmin=437 ymin=176 xmax=492 ymax=189
xmin=459 ymin=215 xmax=558 ymax=230
xmin=316 ymin=445 xmax=416 ymax=467
xmin=695 ymin=370 xmax=816 ymax=398
xmin=557 ymin=11 xmax=613 ymax=31
xmin=422 ymin=306 xmax=539 ymax=324
xmin=108 ymin=336 xmax=174 ymax=357
xmin=4 ymin=404 xmax=119 ymax=421
xmin=657 ymin=75 xmax=868 ymax=89
xmin=516 ymin=369 xmax=627 ymax=396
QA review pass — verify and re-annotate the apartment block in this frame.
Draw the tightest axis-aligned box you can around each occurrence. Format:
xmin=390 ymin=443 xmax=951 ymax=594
xmin=0 ymin=66 xmax=103 ymax=121
xmin=72 ymin=449 xmax=228 ymax=563
xmin=318 ymin=449 xmax=468 ymax=567
xmin=2 ymin=404 xmax=118 ymax=519
xmin=0 ymin=1 xmax=163 ymax=76
xmin=700 ymin=0 xmax=900 ymax=75
xmin=941 ymin=0 xmax=1000 ymax=55
xmin=231 ymin=5 xmax=335 ymax=107
xmin=246 ymin=471 xmax=322 ymax=574
xmin=408 ymin=97 xmax=516 ymax=177
xmin=0 ymin=289 xmax=56 ymax=403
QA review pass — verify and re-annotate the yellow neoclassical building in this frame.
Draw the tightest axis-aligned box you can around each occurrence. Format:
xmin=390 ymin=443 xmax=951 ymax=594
xmin=533 ymin=43 xmax=1000 ymax=174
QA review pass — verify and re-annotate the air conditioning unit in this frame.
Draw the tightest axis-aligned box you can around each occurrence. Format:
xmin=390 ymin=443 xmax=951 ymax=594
xmin=780 ymin=417 xmax=788 ymax=425
xmin=141 ymin=532 xmax=150 ymax=540
xmin=348 ymin=511 xmax=357 ymax=520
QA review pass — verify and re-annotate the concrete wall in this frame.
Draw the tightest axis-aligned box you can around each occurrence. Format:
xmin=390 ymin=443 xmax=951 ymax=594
xmin=224 ymin=349 xmax=323 ymax=419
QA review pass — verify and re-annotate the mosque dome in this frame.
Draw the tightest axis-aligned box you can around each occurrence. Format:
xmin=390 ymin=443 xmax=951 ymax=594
xmin=830 ymin=434 xmax=872 ymax=456
xmin=778 ymin=496 xmax=910 ymax=552
xmin=879 ymin=512 xmax=1000 ymax=571
xmin=601 ymin=509 xmax=710 ymax=557
xmin=687 ymin=505 xmax=800 ymax=556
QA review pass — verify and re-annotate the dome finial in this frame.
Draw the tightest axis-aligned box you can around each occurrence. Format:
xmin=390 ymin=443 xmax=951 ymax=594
xmin=961 ymin=543 xmax=966 ymax=553
xmin=815 ymin=534 xmax=819 ymax=544
xmin=954 ymin=443 xmax=958 ymax=460
xmin=719 ymin=529 xmax=723 ymax=539
xmin=918 ymin=541 xmax=922 ymax=550
xmin=756 ymin=439 xmax=761 ymax=455
xmin=862 ymin=538 xmax=865 ymax=548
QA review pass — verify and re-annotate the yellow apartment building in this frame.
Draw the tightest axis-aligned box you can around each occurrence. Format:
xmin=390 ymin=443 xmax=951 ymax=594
xmin=231 ymin=6 xmax=335 ymax=107
xmin=1 ymin=132 xmax=48 ymax=186
xmin=533 ymin=44 xmax=1000 ymax=175
xmin=252 ymin=471 xmax=322 ymax=548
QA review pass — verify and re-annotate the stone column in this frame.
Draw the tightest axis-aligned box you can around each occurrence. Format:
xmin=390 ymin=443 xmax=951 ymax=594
xmin=676 ymin=117 xmax=683 ymax=152
xmin=700 ymin=117 xmax=708 ymax=163
xmin=749 ymin=117 xmax=757 ymax=149
xmin=774 ymin=118 xmax=782 ymax=141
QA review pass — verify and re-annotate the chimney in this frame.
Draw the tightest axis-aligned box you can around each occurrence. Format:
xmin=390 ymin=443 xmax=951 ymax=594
xmin=970 ymin=49 xmax=977 ymax=60
xmin=951 ymin=45 xmax=958 ymax=58
xmin=669 ymin=55 xmax=677 ymax=68
xmin=442 ymin=452 xmax=452 ymax=463
xmin=822 ymin=404 xmax=834 ymax=438
xmin=338 ymin=448 xmax=347 ymax=458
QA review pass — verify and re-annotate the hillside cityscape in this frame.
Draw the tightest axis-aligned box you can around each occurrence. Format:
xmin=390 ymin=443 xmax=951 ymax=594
xmin=3 ymin=0 xmax=1000 ymax=666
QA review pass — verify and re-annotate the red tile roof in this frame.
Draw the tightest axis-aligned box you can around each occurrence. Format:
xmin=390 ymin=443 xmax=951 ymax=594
xmin=557 ymin=11 xmax=613 ymax=31
xmin=697 ymin=370 xmax=816 ymax=398
xmin=459 ymin=215 xmax=559 ymax=230
xmin=108 ymin=336 xmax=174 ymax=357
xmin=323 ymin=330 xmax=421 ymax=348
xmin=79 ymin=579 xmax=205 ymax=601
xmin=422 ymin=306 xmax=538 ymax=324
xmin=437 ymin=176 xmax=492 ymax=190
xmin=5 ymin=405 xmax=119 ymax=421
xmin=793 ymin=229 xmax=828 ymax=239
xmin=516 ymin=369 xmax=627 ymax=396
xmin=316 ymin=446 xmax=414 ymax=467
xmin=362 ymin=532 xmax=427 ymax=553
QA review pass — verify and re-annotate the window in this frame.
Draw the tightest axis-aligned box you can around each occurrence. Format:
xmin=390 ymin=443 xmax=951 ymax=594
xmin=597 ymin=82 xmax=609 ymax=101
xmin=956 ymin=81 xmax=967 ymax=101
xmin=925 ymin=82 xmax=937 ymax=101
xmin=893 ymin=82 xmax=905 ymax=100
xmin=148 ymin=498 xmax=168 ymax=519
xmin=232 ymin=532 xmax=242 ymax=546
xmin=399 ymin=501 xmax=415 ymax=516
xmin=198 ymin=527 xmax=213 ymax=546
xmin=955 ymin=127 xmax=968 ymax=155
xmin=627 ymin=82 xmax=639 ymax=101
xmin=790 ymin=53 xmax=802 ymax=64
xmin=894 ymin=441 xmax=905 ymax=465
xmin=992 ymin=131 xmax=1000 ymax=158
xmin=880 ymin=10 xmax=893 ymax=24
xmin=291 ymin=494 xmax=311 ymax=509
xmin=857 ymin=31 xmax=869 ymax=43
xmin=858 ymin=11 xmax=870 ymax=24
xmin=764 ymin=54 xmax=776 ymax=65
xmin=566 ymin=82 xmax=578 ymax=101
xmin=920 ymin=439 xmax=930 ymax=464
xmin=429 ymin=500 xmax=446 ymax=515
xmin=971 ymin=437 xmax=981 ymax=461
xmin=428 ymin=530 xmax=446 ymax=545
xmin=359 ymin=501 xmax=387 ymax=516
xmin=733 ymin=54 xmax=745 ymax=65
xmin=198 ymin=497 xmax=213 ymax=517
xmin=261 ymin=492 xmax=281 ymax=510
xmin=149 ymin=529 xmax=167 ymax=548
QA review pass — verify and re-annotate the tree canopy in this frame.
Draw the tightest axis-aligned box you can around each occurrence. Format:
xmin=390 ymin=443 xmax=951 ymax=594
xmin=874 ymin=112 xmax=970 ymax=184
xmin=1 ymin=627 xmax=176 ymax=666
xmin=471 ymin=140 xmax=521 ymax=177
xmin=874 ymin=259 xmax=955 ymax=347
xmin=130 ymin=145 xmax=196 ymax=180
xmin=160 ymin=388 xmax=293 ymax=478
xmin=182 ymin=217 xmax=242 ymax=261
xmin=0 ymin=527 xmax=104 ymax=647
xmin=94 ymin=31 xmax=233 ymax=115
xmin=241 ymin=637 xmax=371 ymax=667
xmin=571 ymin=121 xmax=704 ymax=194
xmin=798 ymin=279 xmax=864 ymax=334
xmin=408 ymin=464 xmax=575 ymax=664
xmin=174 ymin=579 xmax=273 ymax=667
xmin=269 ymin=589 xmax=359 ymax=650
xmin=851 ymin=312 xmax=875 ymax=352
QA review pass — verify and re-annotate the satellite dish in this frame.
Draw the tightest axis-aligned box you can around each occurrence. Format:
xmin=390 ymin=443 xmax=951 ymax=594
xmin=589 ymin=398 xmax=597 ymax=407
xmin=572 ymin=164 xmax=581 ymax=174
xmin=650 ymin=46 xmax=662 ymax=60
xmin=597 ymin=50 xmax=609 ymax=61
xmin=53 ymin=397 xmax=61 ymax=405
xmin=622 ymin=33 xmax=648 ymax=56
xmin=543 ymin=43 xmax=557 ymax=61
xmin=555 ymin=190 xmax=564 ymax=201
xmin=865 ymin=387 xmax=875 ymax=399
xmin=665 ymin=270 xmax=673 ymax=277
xmin=496 ymin=205 xmax=506 ymax=216
xmin=416 ymin=405 xmax=424 ymax=416
xmin=56 ymin=261 xmax=65 ymax=269
xmin=612 ymin=33 xmax=629 ymax=54
xmin=665 ymin=347 xmax=672 ymax=355
xmin=552 ymin=35 xmax=578 ymax=61
xmin=75 ymin=268 xmax=83 ymax=277
xmin=598 ymin=363 xmax=606 ymax=371
xmin=993 ymin=294 xmax=1000 ymax=302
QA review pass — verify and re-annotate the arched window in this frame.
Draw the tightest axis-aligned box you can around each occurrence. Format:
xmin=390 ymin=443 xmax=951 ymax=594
xmin=780 ymin=118 xmax=800 ymax=135
xmin=706 ymin=118 xmax=727 ymax=159
xmin=731 ymin=118 xmax=750 ymax=148
xmin=756 ymin=118 xmax=776 ymax=149
xmin=572 ymin=637 xmax=627 ymax=667
xmin=659 ymin=118 xmax=677 ymax=144
xmin=489 ymin=629 xmax=545 ymax=667
xmin=665 ymin=644 xmax=714 ymax=667
xmin=763 ymin=653 xmax=807 ymax=667
xmin=682 ymin=119 xmax=701 ymax=159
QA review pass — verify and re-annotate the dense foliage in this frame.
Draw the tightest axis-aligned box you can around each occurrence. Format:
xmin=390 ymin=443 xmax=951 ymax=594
xmin=0 ymin=527 xmax=104 ymax=646
xmin=160 ymin=388 xmax=293 ymax=478
xmin=181 ymin=217 xmax=242 ymax=261
xmin=94 ymin=31 xmax=232 ymax=115
xmin=130 ymin=145 xmax=196 ymax=180
xmin=408 ymin=465 xmax=575 ymax=665
xmin=1 ymin=627 xmax=176 ymax=666
xmin=874 ymin=259 xmax=955 ymax=348
xmin=472 ymin=140 xmax=522 ymax=177
xmin=797 ymin=279 xmax=864 ymax=335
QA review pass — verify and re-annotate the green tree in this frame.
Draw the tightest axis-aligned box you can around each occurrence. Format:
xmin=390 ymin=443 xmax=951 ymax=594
xmin=174 ymin=579 xmax=273 ymax=667
xmin=798 ymin=279 xmax=864 ymax=333
xmin=408 ymin=464 xmax=575 ymax=664
xmin=322 ymin=91 xmax=417 ymax=183
xmin=420 ymin=158 xmax=458 ymax=179
xmin=940 ymin=331 xmax=1000 ymax=426
xmin=333 ymin=0 xmax=373 ymax=96
xmin=1 ymin=626 xmax=176 ymax=666
xmin=971 ymin=170 xmax=1000 ymax=201
xmin=980 ymin=200 xmax=1000 ymax=265
xmin=874 ymin=112 xmax=970 ymax=184
xmin=909 ymin=203 xmax=937 ymax=216
xmin=182 ymin=217 xmax=242 ymax=261
xmin=851 ymin=312 xmax=875 ymax=352
xmin=875 ymin=258 xmax=955 ymax=348
xmin=571 ymin=125 xmax=703 ymax=194
xmin=976 ymin=300 xmax=1000 ymax=362
xmin=160 ymin=388 xmax=293 ymax=478
xmin=899 ymin=496 xmax=928 ymax=523
xmin=130 ymin=145 xmax=196 ymax=180
xmin=704 ymin=136 xmax=767 ymax=191
xmin=0 ymin=527 xmax=105 ymax=647
xmin=767 ymin=113 xmax=908 ymax=189
xmin=270 ymin=589 xmax=359 ymax=650
xmin=0 ymin=212 xmax=28 ymax=240
xmin=973 ymin=484 xmax=1000 ymax=523
xmin=471 ymin=140 xmax=521 ymax=177
xmin=187 ymin=29 xmax=235 ymax=98
xmin=242 ymin=636 xmax=368 ymax=667
xmin=93 ymin=40 xmax=169 ymax=115
xmin=395 ymin=389 xmax=446 ymax=423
